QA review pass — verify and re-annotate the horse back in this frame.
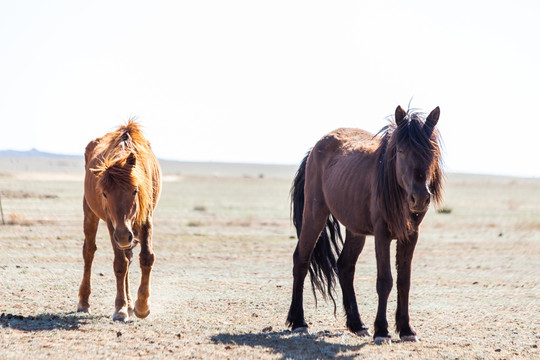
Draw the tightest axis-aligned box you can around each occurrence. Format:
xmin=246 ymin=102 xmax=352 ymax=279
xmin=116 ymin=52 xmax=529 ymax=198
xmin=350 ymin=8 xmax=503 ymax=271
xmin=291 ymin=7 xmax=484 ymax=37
xmin=306 ymin=128 xmax=381 ymax=235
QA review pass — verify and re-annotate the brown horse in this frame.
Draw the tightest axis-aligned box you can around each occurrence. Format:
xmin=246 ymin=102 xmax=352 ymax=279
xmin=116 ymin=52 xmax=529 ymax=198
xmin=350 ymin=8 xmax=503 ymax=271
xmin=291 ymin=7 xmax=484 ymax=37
xmin=77 ymin=120 xmax=162 ymax=321
xmin=286 ymin=106 xmax=443 ymax=344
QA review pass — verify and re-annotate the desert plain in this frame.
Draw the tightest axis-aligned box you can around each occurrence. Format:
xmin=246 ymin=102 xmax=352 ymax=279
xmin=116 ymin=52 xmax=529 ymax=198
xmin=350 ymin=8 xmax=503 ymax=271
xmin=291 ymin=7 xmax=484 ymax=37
xmin=0 ymin=156 xmax=539 ymax=359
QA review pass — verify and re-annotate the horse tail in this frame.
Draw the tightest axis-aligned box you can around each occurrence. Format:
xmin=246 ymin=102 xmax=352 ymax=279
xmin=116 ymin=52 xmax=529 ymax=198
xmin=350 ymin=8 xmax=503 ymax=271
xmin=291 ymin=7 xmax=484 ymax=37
xmin=290 ymin=152 xmax=343 ymax=312
xmin=290 ymin=153 xmax=308 ymax=238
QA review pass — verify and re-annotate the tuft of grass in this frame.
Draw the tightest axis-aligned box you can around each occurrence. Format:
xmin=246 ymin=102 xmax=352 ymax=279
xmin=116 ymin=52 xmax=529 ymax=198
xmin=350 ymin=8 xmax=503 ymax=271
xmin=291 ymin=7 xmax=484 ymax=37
xmin=437 ymin=206 xmax=452 ymax=214
xmin=7 ymin=213 xmax=36 ymax=226
xmin=186 ymin=220 xmax=204 ymax=227
xmin=193 ymin=205 xmax=207 ymax=212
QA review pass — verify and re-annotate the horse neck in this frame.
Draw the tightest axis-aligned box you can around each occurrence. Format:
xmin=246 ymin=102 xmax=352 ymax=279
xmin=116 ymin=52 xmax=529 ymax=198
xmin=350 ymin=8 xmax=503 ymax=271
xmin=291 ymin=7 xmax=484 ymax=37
xmin=375 ymin=137 xmax=410 ymax=239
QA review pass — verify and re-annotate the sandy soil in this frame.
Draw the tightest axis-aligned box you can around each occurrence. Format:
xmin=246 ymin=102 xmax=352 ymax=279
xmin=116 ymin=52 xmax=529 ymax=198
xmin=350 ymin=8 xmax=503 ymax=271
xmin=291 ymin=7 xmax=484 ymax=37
xmin=1 ymin=167 xmax=539 ymax=359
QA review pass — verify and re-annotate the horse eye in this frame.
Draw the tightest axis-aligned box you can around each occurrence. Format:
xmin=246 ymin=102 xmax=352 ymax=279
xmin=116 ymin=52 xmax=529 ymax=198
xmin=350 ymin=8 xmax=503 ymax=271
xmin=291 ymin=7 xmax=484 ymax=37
xmin=132 ymin=190 xmax=138 ymax=196
xmin=102 ymin=192 xmax=107 ymax=199
xmin=414 ymin=170 xmax=426 ymax=181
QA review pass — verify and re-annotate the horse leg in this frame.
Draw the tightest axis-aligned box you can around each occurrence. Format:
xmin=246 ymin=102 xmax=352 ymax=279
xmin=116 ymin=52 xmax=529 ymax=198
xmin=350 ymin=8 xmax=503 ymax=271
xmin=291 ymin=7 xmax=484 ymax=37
xmin=134 ymin=219 xmax=155 ymax=319
xmin=373 ymin=223 xmax=393 ymax=344
xmin=286 ymin=201 xmax=329 ymax=331
xmin=124 ymin=248 xmax=135 ymax=317
xmin=395 ymin=232 xmax=419 ymax=342
xmin=337 ymin=231 xmax=369 ymax=336
xmin=77 ymin=198 xmax=99 ymax=313
xmin=108 ymin=222 xmax=131 ymax=321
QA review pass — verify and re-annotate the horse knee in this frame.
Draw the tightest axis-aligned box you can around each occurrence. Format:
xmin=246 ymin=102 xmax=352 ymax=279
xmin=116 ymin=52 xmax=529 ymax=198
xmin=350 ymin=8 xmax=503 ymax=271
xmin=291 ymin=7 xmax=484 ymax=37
xmin=113 ymin=257 xmax=129 ymax=275
xmin=140 ymin=252 xmax=155 ymax=268
xmin=376 ymin=276 xmax=393 ymax=295
xmin=396 ymin=276 xmax=411 ymax=290
xmin=83 ymin=241 xmax=97 ymax=254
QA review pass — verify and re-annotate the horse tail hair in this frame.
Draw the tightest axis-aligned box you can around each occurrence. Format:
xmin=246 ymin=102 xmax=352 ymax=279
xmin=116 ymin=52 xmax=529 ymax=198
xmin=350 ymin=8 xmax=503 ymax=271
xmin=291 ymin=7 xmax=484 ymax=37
xmin=290 ymin=153 xmax=308 ymax=238
xmin=290 ymin=152 xmax=343 ymax=313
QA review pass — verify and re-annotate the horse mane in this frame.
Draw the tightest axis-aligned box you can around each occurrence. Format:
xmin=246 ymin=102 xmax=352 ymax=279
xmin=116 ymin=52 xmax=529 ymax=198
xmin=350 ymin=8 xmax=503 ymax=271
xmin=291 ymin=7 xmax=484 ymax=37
xmin=376 ymin=110 xmax=443 ymax=239
xmin=91 ymin=119 xmax=154 ymax=226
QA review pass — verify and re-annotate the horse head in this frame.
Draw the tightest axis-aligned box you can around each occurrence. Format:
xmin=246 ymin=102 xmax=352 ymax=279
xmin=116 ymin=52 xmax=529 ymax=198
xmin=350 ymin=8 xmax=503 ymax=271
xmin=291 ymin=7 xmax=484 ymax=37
xmin=393 ymin=105 xmax=441 ymax=213
xmin=92 ymin=152 xmax=142 ymax=250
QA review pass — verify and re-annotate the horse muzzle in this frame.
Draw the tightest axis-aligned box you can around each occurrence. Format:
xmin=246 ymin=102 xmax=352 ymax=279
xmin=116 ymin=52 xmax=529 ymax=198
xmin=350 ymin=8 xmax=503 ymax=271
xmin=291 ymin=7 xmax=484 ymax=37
xmin=114 ymin=230 xmax=134 ymax=250
xmin=408 ymin=192 xmax=430 ymax=213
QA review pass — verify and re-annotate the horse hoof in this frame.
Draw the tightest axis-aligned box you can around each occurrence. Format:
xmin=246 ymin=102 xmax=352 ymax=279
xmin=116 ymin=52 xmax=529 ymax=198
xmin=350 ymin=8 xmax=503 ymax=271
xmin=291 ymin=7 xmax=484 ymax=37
xmin=112 ymin=309 xmax=129 ymax=322
xmin=355 ymin=329 xmax=371 ymax=337
xmin=134 ymin=308 xmax=150 ymax=319
xmin=293 ymin=327 xmax=309 ymax=334
xmin=401 ymin=335 xmax=418 ymax=342
xmin=76 ymin=303 xmax=89 ymax=313
xmin=374 ymin=336 xmax=392 ymax=345
xmin=134 ymin=300 xmax=150 ymax=319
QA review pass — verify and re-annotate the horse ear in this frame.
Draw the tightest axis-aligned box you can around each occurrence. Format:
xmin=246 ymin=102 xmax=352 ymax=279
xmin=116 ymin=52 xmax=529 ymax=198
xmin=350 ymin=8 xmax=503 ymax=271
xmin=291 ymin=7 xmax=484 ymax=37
xmin=395 ymin=106 xmax=407 ymax=125
xmin=424 ymin=106 xmax=440 ymax=134
xmin=126 ymin=152 xmax=136 ymax=167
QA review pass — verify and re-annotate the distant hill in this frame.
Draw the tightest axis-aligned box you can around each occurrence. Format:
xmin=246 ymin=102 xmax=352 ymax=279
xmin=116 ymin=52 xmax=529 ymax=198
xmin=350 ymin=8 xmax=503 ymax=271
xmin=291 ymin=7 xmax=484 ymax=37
xmin=0 ymin=149 xmax=82 ymax=159
xmin=0 ymin=150 xmax=297 ymax=179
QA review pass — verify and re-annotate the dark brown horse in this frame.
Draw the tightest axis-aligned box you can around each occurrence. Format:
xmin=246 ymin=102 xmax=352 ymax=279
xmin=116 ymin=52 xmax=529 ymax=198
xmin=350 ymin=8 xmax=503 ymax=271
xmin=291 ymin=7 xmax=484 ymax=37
xmin=77 ymin=120 xmax=162 ymax=321
xmin=286 ymin=106 xmax=443 ymax=344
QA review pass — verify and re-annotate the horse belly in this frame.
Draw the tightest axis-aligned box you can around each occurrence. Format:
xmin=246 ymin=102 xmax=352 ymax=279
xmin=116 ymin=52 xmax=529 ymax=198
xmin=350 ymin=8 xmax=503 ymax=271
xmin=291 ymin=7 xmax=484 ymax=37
xmin=323 ymin=177 xmax=374 ymax=236
xmin=330 ymin=201 xmax=373 ymax=236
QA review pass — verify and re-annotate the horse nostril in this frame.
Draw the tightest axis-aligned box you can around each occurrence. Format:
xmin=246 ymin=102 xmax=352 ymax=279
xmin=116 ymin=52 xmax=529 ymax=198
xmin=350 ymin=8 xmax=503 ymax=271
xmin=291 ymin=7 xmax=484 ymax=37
xmin=409 ymin=194 xmax=417 ymax=206
xmin=128 ymin=233 xmax=133 ymax=242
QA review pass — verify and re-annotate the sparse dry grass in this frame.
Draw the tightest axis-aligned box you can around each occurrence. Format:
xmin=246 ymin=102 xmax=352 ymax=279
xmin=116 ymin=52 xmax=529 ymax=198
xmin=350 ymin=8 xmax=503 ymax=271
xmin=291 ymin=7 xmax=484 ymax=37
xmin=1 ymin=189 xmax=58 ymax=199
xmin=6 ymin=212 xmax=36 ymax=226
xmin=1 ymin=169 xmax=539 ymax=359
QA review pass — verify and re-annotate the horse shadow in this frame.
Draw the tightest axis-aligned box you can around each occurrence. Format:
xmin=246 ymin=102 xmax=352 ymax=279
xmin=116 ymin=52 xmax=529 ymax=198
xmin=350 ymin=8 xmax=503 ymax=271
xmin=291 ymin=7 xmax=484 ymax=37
xmin=211 ymin=329 xmax=369 ymax=360
xmin=0 ymin=311 xmax=105 ymax=332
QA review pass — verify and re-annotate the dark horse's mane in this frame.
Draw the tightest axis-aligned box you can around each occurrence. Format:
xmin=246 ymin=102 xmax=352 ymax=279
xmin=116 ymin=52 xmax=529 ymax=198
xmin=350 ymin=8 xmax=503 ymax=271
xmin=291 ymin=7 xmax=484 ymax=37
xmin=376 ymin=110 xmax=443 ymax=239
xmin=91 ymin=119 xmax=153 ymax=226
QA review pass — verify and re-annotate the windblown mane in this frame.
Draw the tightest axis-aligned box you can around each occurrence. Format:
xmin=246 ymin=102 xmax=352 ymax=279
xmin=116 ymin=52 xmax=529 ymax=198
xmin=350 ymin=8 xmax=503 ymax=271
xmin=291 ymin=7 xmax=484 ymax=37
xmin=376 ymin=110 xmax=443 ymax=239
xmin=91 ymin=119 xmax=155 ymax=226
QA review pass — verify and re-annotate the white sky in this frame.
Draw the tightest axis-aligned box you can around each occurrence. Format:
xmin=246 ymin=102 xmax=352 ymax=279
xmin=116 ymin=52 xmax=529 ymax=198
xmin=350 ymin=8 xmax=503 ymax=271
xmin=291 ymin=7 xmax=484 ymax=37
xmin=1 ymin=0 xmax=539 ymax=177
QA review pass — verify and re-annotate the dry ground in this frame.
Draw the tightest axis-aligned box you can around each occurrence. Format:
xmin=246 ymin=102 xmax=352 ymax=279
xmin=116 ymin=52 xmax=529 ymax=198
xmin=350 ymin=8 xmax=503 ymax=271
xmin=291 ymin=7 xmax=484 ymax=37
xmin=0 ymin=161 xmax=539 ymax=359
